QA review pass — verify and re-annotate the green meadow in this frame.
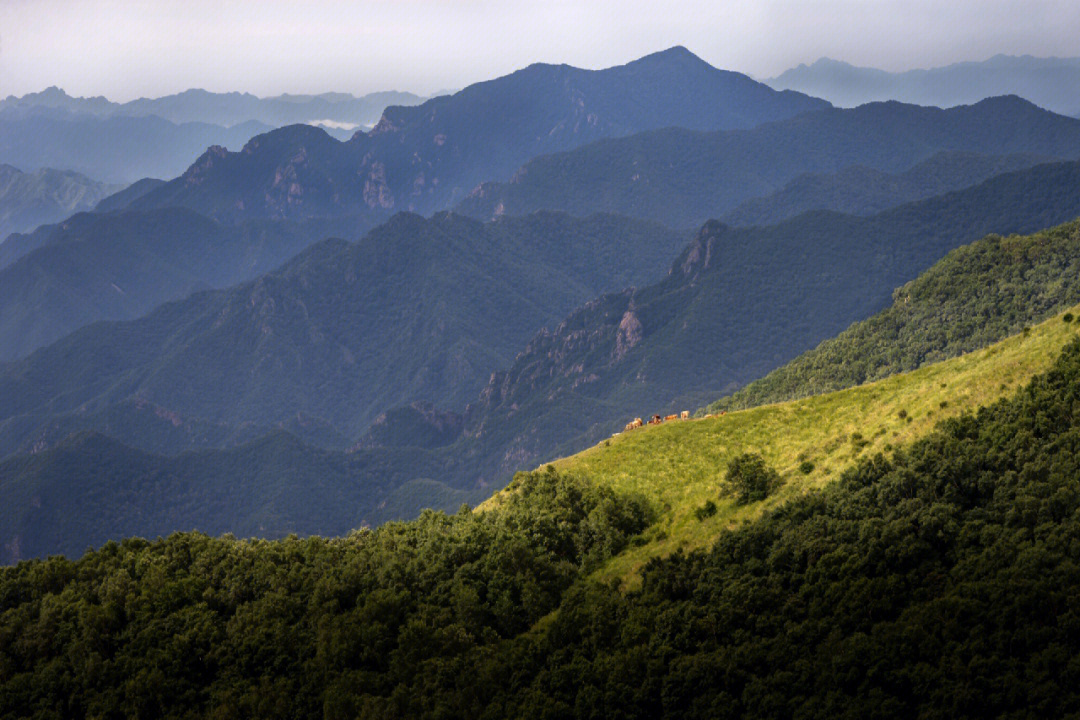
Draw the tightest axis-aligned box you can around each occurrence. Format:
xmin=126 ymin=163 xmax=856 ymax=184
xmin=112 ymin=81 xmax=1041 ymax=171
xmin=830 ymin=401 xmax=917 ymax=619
xmin=486 ymin=304 xmax=1080 ymax=587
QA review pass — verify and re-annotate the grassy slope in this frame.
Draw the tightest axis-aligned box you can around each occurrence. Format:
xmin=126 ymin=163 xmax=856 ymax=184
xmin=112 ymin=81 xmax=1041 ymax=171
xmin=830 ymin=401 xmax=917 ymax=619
xmin=487 ymin=304 xmax=1080 ymax=588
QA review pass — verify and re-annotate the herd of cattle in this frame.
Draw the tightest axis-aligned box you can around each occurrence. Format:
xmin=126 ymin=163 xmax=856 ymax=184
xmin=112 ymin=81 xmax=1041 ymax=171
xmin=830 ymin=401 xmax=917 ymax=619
xmin=623 ymin=411 xmax=690 ymax=432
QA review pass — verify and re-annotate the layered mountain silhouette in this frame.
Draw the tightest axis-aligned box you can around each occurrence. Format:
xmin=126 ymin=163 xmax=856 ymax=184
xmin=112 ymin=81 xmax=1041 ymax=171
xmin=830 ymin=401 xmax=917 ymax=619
xmin=4 ymin=160 xmax=1080 ymax=553
xmin=5 ymin=159 xmax=1080 ymax=560
xmin=93 ymin=178 xmax=167 ymax=213
xmin=767 ymin=54 xmax=1080 ymax=116
xmin=442 ymin=159 xmax=1080 ymax=481
xmin=127 ymin=47 xmax=828 ymax=222
xmin=0 ymin=164 xmax=123 ymax=240
xmin=720 ymin=151 xmax=1051 ymax=226
xmin=0 ymin=86 xmax=425 ymax=129
xmin=0 ymin=207 xmax=371 ymax=360
xmin=0 ymin=211 xmax=689 ymax=457
xmin=457 ymin=96 xmax=1080 ymax=227
xmin=0 ymin=108 xmax=274 ymax=183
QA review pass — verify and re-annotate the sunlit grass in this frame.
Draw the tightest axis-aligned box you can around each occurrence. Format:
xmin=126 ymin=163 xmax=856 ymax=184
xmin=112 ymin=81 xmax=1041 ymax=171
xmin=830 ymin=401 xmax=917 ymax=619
xmin=484 ymin=305 xmax=1080 ymax=589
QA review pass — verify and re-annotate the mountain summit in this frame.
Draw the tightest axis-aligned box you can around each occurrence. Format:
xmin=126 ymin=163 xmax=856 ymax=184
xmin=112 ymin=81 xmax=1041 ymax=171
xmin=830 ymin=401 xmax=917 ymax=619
xmin=130 ymin=48 xmax=828 ymax=223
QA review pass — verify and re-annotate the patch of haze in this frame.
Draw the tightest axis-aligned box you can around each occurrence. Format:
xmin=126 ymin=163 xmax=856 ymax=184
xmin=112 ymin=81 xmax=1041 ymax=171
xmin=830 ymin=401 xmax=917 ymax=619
xmin=1 ymin=0 xmax=1077 ymax=100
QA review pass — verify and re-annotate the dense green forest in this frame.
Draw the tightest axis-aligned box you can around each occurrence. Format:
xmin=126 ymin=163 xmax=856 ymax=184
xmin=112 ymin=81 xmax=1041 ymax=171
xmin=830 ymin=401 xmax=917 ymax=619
xmin=4 ymin=339 xmax=1080 ymax=718
xmin=705 ymin=218 xmax=1080 ymax=413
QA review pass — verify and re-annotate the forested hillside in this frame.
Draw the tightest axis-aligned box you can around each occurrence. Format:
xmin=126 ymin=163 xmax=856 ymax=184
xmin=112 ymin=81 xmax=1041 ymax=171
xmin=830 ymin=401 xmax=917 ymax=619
xmin=446 ymin=162 xmax=1080 ymax=483
xmin=0 ymin=211 xmax=688 ymax=457
xmin=0 ymin=208 xmax=347 ymax=361
xmin=3 ymin=328 xmax=1079 ymax=718
xmin=706 ymin=218 xmax=1080 ymax=412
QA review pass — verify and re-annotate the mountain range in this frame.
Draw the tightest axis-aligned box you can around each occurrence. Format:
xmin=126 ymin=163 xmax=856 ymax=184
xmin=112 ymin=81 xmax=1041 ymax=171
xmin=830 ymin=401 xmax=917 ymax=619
xmin=4 ymin=159 xmax=1080 ymax=556
xmin=0 ymin=165 xmax=124 ymax=241
xmin=0 ymin=211 xmax=689 ymax=458
xmin=5 ymin=206 xmax=1080 ymax=569
xmin=719 ymin=150 xmax=1051 ymax=226
xmin=457 ymin=95 xmax=1080 ymax=227
xmin=125 ymin=47 xmax=828 ymax=223
xmin=0 ymin=108 xmax=274 ymax=183
xmin=0 ymin=86 xmax=426 ymax=130
xmin=0 ymin=207 xmax=374 ymax=361
xmin=442 ymin=160 xmax=1080 ymax=482
xmin=6 ymin=48 xmax=1080 ymax=544
xmin=766 ymin=54 xmax=1080 ymax=116
xmin=7 ymin=42 xmax=1080 ymax=718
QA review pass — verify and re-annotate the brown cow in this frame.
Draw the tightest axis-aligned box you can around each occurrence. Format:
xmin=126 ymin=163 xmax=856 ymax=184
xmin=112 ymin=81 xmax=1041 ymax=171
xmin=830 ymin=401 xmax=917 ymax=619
xmin=664 ymin=414 xmax=678 ymax=422
xmin=680 ymin=410 xmax=690 ymax=420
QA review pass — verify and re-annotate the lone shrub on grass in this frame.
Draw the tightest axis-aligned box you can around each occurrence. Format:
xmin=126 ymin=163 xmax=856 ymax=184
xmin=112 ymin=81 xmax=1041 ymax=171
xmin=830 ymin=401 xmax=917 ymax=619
xmin=695 ymin=500 xmax=718 ymax=521
xmin=726 ymin=453 xmax=783 ymax=505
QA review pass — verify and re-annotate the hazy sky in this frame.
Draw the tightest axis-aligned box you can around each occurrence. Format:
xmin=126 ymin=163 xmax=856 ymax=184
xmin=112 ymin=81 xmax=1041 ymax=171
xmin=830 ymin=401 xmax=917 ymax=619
xmin=2 ymin=0 xmax=1078 ymax=100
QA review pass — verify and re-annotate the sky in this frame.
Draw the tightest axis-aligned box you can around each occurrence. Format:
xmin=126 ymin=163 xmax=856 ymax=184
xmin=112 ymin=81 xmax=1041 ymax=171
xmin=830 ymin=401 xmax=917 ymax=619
xmin=2 ymin=0 xmax=1079 ymax=101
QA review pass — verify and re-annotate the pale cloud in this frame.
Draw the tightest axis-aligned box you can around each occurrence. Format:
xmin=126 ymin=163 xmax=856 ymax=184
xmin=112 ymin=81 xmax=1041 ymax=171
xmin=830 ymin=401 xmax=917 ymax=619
xmin=1 ymin=0 xmax=1077 ymax=100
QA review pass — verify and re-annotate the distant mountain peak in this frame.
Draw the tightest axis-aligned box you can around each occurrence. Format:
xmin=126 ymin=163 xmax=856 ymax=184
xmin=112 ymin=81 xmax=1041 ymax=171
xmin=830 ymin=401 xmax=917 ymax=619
xmin=971 ymin=94 xmax=1039 ymax=109
xmin=240 ymin=122 xmax=338 ymax=152
xmin=623 ymin=45 xmax=717 ymax=72
xmin=809 ymin=57 xmax=856 ymax=69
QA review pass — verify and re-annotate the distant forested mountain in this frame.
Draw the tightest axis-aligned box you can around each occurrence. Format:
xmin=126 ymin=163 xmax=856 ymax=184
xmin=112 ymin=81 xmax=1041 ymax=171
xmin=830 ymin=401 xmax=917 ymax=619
xmin=129 ymin=47 xmax=828 ymax=222
xmin=767 ymin=54 xmax=1080 ymax=116
xmin=0 ymin=109 xmax=274 ymax=183
xmin=721 ymin=151 xmax=1053 ymax=226
xmin=4 ymin=161 xmax=1079 ymax=558
xmin=0 ymin=164 xmax=123 ymax=240
xmin=456 ymin=96 xmax=1080 ymax=227
xmin=0 ymin=211 xmax=689 ymax=458
xmin=0 ymin=430 xmax=478 ymax=564
xmin=0 ymin=86 xmax=425 ymax=129
xmin=0 ymin=208 xmax=368 ymax=361
xmin=442 ymin=160 xmax=1080 ymax=483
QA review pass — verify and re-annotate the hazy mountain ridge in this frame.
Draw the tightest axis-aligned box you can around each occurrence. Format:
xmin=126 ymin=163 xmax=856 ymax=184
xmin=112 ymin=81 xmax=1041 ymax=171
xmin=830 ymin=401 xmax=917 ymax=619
xmin=767 ymin=54 xmax=1080 ymax=116
xmin=0 ymin=108 xmax=275 ymax=183
xmin=0 ymin=164 xmax=124 ymax=241
xmin=443 ymin=160 xmax=1080 ymax=481
xmin=456 ymin=95 xmax=1080 ymax=227
xmin=0 ymin=86 xmax=426 ymax=130
xmin=720 ymin=150 xmax=1054 ymax=226
xmin=0 ymin=207 xmax=373 ymax=361
xmin=0 ymin=211 xmax=690 ymax=459
xmin=93 ymin=178 xmax=167 ymax=213
xmin=129 ymin=47 xmax=829 ymax=222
